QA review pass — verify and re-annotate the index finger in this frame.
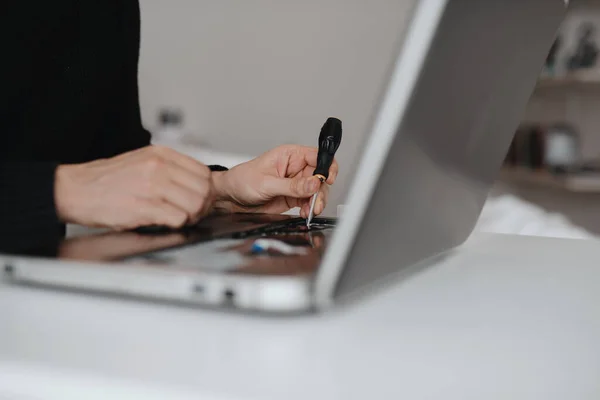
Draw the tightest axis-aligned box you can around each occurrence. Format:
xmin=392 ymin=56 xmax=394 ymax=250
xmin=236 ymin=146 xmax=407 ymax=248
xmin=299 ymin=146 xmax=318 ymax=167
xmin=295 ymin=146 xmax=339 ymax=185
xmin=325 ymin=158 xmax=339 ymax=185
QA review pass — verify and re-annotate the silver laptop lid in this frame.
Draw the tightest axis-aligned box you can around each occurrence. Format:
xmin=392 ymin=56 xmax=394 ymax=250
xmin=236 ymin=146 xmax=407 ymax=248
xmin=315 ymin=0 xmax=567 ymax=306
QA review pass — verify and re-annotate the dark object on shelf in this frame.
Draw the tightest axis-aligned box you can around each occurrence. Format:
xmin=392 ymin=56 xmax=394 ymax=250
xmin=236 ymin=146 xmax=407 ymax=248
xmin=505 ymin=138 xmax=517 ymax=166
xmin=548 ymin=161 xmax=600 ymax=176
xmin=528 ymin=127 xmax=545 ymax=168
xmin=504 ymin=125 xmax=545 ymax=169
xmin=158 ymin=108 xmax=183 ymax=126
xmin=548 ymin=165 xmax=570 ymax=175
xmin=568 ymin=23 xmax=598 ymax=71
xmin=504 ymin=123 xmax=581 ymax=172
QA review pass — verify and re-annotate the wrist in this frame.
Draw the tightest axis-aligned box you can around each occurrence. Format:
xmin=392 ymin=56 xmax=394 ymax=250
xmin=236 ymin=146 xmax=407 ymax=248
xmin=211 ymin=170 xmax=248 ymax=214
xmin=211 ymin=170 xmax=232 ymax=202
xmin=54 ymin=164 xmax=80 ymax=224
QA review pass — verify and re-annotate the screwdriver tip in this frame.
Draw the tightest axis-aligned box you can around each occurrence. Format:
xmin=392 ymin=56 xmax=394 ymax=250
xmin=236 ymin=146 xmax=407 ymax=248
xmin=307 ymin=192 xmax=318 ymax=228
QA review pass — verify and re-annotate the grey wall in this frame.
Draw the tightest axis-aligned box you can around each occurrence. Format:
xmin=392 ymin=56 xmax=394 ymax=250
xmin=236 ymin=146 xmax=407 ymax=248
xmin=138 ymin=0 xmax=416 ymax=210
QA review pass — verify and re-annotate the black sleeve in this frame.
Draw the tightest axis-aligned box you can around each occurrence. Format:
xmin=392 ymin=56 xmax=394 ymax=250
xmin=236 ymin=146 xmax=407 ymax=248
xmin=92 ymin=75 xmax=151 ymax=158
xmin=0 ymin=161 xmax=64 ymax=251
xmin=89 ymin=0 xmax=151 ymax=159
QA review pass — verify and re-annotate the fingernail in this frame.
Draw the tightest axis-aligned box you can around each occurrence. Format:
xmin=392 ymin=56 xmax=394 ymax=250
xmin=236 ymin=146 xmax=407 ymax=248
xmin=305 ymin=178 xmax=318 ymax=194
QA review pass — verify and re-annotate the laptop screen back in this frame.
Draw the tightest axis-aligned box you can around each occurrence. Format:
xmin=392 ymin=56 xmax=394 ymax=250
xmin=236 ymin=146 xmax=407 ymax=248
xmin=316 ymin=0 xmax=567 ymax=304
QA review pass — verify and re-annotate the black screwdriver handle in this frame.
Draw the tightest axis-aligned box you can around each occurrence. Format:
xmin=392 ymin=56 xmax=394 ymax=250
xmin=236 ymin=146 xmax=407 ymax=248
xmin=313 ymin=117 xmax=342 ymax=181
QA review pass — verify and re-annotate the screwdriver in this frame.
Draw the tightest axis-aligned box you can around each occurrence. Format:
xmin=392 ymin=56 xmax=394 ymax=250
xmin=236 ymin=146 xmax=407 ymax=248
xmin=306 ymin=117 xmax=342 ymax=227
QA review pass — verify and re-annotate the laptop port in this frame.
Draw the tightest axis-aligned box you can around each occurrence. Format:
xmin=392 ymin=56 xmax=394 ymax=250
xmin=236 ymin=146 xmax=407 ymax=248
xmin=223 ymin=288 xmax=235 ymax=304
xmin=3 ymin=263 xmax=14 ymax=277
xmin=192 ymin=283 xmax=205 ymax=295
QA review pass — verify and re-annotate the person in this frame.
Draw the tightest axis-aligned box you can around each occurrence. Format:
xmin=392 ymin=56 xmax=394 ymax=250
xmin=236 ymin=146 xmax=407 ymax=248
xmin=0 ymin=1 xmax=337 ymax=247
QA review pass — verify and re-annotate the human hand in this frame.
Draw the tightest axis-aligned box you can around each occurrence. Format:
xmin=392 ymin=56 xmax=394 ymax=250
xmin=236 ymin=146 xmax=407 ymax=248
xmin=54 ymin=145 xmax=214 ymax=230
xmin=212 ymin=145 xmax=339 ymax=218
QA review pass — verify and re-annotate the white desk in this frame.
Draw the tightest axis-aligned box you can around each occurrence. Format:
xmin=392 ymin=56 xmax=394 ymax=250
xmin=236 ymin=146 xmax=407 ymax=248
xmin=1 ymin=233 xmax=600 ymax=399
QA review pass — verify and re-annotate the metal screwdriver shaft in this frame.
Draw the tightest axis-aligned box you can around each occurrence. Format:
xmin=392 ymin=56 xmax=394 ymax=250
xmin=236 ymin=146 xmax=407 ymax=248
xmin=307 ymin=188 xmax=320 ymax=227
xmin=306 ymin=117 xmax=342 ymax=227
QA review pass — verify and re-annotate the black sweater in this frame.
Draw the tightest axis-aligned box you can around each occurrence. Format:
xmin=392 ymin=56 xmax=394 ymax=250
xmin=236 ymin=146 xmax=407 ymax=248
xmin=1 ymin=0 xmax=151 ymax=248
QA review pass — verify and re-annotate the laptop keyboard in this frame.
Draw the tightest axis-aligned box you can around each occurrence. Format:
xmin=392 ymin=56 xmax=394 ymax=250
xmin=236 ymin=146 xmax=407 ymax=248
xmin=227 ymin=218 xmax=335 ymax=239
xmin=125 ymin=217 xmax=336 ymax=271
xmin=134 ymin=216 xmax=336 ymax=242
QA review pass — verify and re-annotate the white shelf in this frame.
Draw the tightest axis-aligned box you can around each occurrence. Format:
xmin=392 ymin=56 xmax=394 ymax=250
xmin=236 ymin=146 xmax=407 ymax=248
xmin=499 ymin=167 xmax=600 ymax=193
xmin=535 ymin=71 xmax=600 ymax=91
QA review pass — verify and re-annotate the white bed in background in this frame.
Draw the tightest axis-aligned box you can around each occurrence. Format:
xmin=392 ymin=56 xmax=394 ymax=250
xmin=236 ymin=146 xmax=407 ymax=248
xmin=474 ymin=194 xmax=596 ymax=240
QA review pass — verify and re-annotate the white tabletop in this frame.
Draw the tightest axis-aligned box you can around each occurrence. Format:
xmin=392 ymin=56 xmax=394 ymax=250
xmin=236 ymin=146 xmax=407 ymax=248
xmin=1 ymin=233 xmax=600 ymax=400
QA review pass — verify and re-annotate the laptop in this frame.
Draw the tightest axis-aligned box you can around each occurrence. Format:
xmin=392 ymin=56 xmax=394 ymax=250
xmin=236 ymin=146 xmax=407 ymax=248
xmin=0 ymin=0 xmax=566 ymax=313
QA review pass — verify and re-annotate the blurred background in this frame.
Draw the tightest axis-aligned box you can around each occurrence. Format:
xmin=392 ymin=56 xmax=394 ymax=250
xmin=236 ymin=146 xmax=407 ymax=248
xmin=137 ymin=0 xmax=600 ymax=237
xmin=493 ymin=0 xmax=600 ymax=236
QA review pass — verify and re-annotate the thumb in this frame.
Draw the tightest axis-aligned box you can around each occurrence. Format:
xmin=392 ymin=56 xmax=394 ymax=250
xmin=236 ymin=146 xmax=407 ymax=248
xmin=264 ymin=175 xmax=321 ymax=198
